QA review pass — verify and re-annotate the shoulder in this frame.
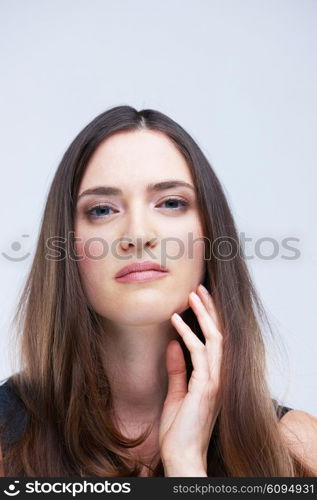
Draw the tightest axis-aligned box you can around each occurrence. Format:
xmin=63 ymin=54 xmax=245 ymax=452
xmin=279 ymin=409 xmax=317 ymax=475
xmin=0 ymin=379 xmax=15 ymax=413
xmin=0 ymin=378 xmax=21 ymax=413
xmin=0 ymin=377 xmax=28 ymax=446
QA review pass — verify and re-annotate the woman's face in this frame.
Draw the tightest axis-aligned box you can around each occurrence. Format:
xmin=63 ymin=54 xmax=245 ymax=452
xmin=74 ymin=129 xmax=206 ymax=325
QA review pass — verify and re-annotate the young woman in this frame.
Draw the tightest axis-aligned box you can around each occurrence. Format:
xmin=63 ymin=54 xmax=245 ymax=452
xmin=0 ymin=105 xmax=316 ymax=477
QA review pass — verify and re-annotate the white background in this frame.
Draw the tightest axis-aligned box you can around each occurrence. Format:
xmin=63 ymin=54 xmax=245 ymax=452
xmin=0 ymin=0 xmax=316 ymax=415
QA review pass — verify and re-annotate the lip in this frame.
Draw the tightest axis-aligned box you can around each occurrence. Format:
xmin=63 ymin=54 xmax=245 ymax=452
xmin=115 ymin=261 xmax=169 ymax=280
xmin=115 ymin=269 xmax=169 ymax=283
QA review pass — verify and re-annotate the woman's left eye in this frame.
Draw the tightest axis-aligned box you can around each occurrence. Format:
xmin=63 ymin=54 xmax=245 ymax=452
xmin=158 ymin=198 xmax=189 ymax=211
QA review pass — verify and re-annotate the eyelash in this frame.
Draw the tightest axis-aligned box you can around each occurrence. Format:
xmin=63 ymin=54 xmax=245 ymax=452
xmin=85 ymin=198 xmax=190 ymax=220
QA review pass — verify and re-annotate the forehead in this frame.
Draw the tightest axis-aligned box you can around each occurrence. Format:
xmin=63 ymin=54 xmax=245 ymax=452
xmin=79 ymin=130 xmax=193 ymax=191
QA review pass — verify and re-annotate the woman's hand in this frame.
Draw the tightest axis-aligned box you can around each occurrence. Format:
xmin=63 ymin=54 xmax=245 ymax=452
xmin=159 ymin=284 xmax=223 ymax=477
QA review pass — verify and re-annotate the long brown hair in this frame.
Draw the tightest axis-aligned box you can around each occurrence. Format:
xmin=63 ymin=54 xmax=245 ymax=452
xmin=0 ymin=105 xmax=313 ymax=476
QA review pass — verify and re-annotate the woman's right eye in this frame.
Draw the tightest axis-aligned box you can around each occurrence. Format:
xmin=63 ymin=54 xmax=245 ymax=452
xmin=85 ymin=204 xmax=116 ymax=220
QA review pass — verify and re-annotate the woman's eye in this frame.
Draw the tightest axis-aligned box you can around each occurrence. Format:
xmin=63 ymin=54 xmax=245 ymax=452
xmin=85 ymin=204 xmax=116 ymax=219
xmin=85 ymin=198 xmax=189 ymax=221
xmin=158 ymin=198 xmax=189 ymax=211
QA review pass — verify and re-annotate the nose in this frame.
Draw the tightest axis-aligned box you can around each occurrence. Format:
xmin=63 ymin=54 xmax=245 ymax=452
xmin=118 ymin=206 xmax=159 ymax=253
xmin=119 ymin=235 xmax=158 ymax=252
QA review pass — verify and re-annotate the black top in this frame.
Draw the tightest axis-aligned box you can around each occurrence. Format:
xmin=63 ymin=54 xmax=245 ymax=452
xmin=0 ymin=377 xmax=293 ymax=452
xmin=0 ymin=378 xmax=28 ymax=452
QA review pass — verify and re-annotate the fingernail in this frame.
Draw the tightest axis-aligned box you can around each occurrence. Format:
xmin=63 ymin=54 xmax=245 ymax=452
xmin=199 ymin=284 xmax=209 ymax=295
xmin=172 ymin=313 xmax=181 ymax=321
xmin=190 ymin=291 xmax=200 ymax=303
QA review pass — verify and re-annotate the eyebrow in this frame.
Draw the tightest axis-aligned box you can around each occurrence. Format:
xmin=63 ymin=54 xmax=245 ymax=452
xmin=77 ymin=180 xmax=195 ymax=201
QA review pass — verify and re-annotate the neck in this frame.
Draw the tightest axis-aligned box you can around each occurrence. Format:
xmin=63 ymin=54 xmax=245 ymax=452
xmin=101 ymin=317 xmax=179 ymax=422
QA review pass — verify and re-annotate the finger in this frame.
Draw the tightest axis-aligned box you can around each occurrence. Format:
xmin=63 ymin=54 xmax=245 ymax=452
xmin=189 ymin=291 xmax=223 ymax=386
xmin=189 ymin=291 xmax=222 ymax=343
xmin=191 ymin=294 xmax=223 ymax=392
xmin=160 ymin=341 xmax=187 ymax=436
xmin=196 ymin=285 xmax=221 ymax=331
xmin=170 ymin=313 xmax=210 ymax=385
xmin=165 ymin=340 xmax=187 ymax=403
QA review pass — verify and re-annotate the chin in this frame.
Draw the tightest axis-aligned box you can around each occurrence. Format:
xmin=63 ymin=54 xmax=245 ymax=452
xmin=103 ymin=308 xmax=173 ymax=326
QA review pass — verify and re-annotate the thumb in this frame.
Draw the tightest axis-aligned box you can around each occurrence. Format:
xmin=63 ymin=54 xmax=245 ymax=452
xmin=159 ymin=341 xmax=188 ymax=440
xmin=165 ymin=340 xmax=187 ymax=404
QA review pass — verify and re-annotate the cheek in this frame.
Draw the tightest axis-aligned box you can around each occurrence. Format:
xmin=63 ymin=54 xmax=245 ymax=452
xmin=164 ymin=220 xmax=205 ymax=265
xmin=185 ymin=232 xmax=206 ymax=284
xmin=75 ymin=238 xmax=109 ymax=260
xmin=163 ymin=220 xmax=206 ymax=291
xmin=74 ymin=237 xmax=110 ymax=296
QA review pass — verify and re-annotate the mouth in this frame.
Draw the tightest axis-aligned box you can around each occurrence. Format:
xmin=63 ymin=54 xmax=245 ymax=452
xmin=114 ymin=261 xmax=169 ymax=281
xmin=115 ymin=269 xmax=169 ymax=283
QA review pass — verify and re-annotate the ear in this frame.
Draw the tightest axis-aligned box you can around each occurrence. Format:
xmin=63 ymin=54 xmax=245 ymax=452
xmin=279 ymin=409 xmax=317 ymax=475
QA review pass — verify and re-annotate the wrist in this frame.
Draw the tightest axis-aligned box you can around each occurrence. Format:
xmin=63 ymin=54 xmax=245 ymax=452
xmin=162 ymin=458 xmax=207 ymax=477
xmin=164 ymin=466 xmax=207 ymax=477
